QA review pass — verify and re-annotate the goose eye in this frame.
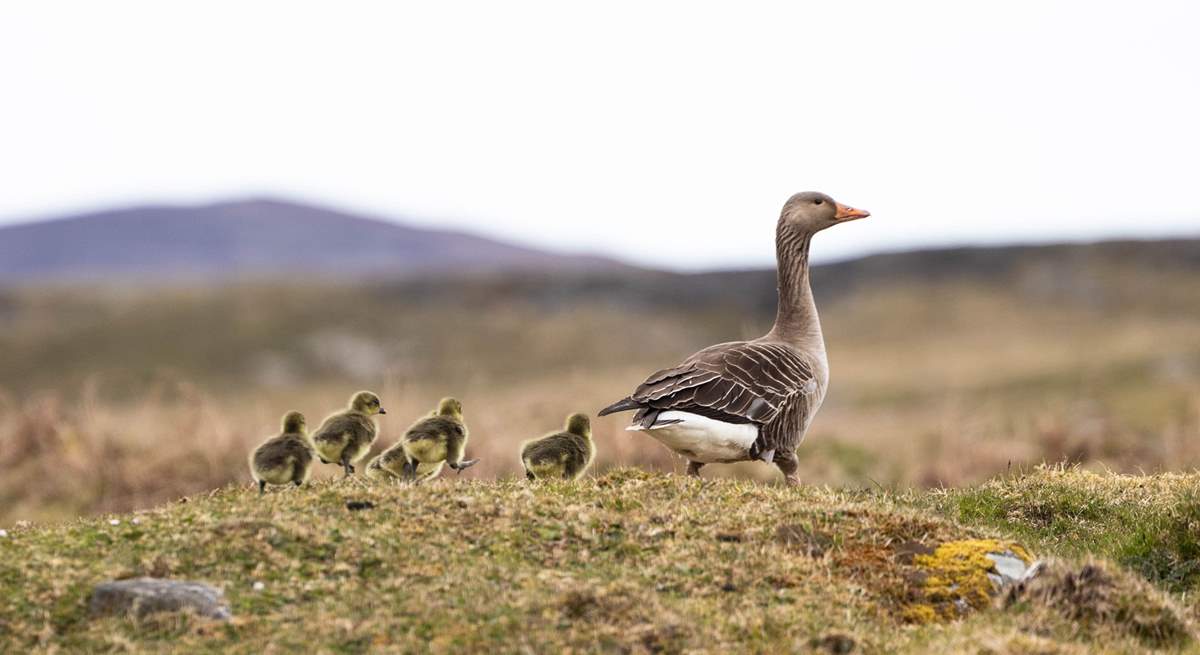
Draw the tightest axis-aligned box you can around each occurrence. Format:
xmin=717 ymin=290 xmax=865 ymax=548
xmin=813 ymin=199 xmax=823 ymax=205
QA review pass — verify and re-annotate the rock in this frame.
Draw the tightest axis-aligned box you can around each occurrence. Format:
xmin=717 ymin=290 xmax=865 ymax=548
xmin=898 ymin=539 xmax=1041 ymax=623
xmin=89 ymin=578 xmax=231 ymax=621
xmin=986 ymin=550 xmax=1040 ymax=588
xmin=345 ymin=500 xmax=375 ymax=511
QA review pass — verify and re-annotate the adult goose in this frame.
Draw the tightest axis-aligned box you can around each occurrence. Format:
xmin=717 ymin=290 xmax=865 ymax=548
xmin=598 ymin=191 xmax=869 ymax=485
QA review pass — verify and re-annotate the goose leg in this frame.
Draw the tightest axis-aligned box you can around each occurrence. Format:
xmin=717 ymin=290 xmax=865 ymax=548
xmin=258 ymin=480 xmax=266 ymax=495
xmin=774 ymin=450 xmax=802 ymax=487
xmin=341 ymin=455 xmax=354 ymax=477
xmin=686 ymin=461 xmax=704 ymax=477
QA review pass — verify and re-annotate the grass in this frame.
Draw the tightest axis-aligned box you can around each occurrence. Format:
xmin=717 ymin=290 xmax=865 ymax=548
xmin=936 ymin=466 xmax=1200 ymax=594
xmin=1 ymin=271 xmax=1198 ymax=525
xmin=0 ymin=468 xmax=1197 ymax=653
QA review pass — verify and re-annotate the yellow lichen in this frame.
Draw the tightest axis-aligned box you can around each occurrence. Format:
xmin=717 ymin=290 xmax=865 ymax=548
xmin=903 ymin=538 xmax=1033 ymax=623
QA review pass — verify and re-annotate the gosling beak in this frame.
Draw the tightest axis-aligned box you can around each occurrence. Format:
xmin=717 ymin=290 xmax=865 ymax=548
xmin=378 ymin=408 xmax=387 ymax=414
xmin=835 ymin=202 xmax=870 ymax=221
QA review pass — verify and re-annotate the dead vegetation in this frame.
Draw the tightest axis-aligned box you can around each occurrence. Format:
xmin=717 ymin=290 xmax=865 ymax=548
xmin=1004 ymin=559 xmax=1193 ymax=649
xmin=1 ymin=261 xmax=1198 ymax=525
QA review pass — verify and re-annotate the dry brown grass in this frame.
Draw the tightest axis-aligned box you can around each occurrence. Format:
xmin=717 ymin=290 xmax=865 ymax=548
xmin=1 ymin=265 xmax=1198 ymax=525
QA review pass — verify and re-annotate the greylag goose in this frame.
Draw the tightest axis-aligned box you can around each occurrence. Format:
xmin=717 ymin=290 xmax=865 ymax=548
xmin=312 ymin=391 xmax=386 ymax=476
xmin=598 ymin=191 xmax=869 ymax=485
xmin=249 ymin=411 xmax=315 ymax=494
xmin=520 ymin=413 xmax=595 ymax=481
xmin=399 ymin=397 xmax=479 ymax=478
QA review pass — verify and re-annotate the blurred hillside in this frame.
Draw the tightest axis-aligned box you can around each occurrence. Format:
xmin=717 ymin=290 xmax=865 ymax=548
xmin=0 ymin=198 xmax=625 ymax=282
xmin=0 ymin=237 xmax=1198 ymax=524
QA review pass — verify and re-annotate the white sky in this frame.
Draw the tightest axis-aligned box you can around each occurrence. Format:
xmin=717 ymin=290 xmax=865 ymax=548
xmin=1 ymin=1 xmax=1197 ymax=269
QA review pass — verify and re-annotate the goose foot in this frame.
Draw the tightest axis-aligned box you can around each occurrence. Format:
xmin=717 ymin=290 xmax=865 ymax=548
xmin=450 ymin=459 xmax=480 ymax=474
xmin=775 ymin=450 xmax=801 ymax=487
xmin=686 ymin=461 xmax=704 ymax=477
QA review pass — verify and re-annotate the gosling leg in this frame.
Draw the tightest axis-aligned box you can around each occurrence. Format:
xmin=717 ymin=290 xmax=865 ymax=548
xmin=686 ymin=461 xmax=704 ymax=478
xmin=449 ymin=458 xmax=479 ymax=474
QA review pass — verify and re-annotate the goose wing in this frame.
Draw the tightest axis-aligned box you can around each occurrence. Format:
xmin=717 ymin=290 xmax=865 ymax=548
xmin=599 ymin=341 xmax=817 ymax=430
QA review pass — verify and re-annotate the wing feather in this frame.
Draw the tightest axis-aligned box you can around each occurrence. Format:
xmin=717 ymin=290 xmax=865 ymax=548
xmin=623 ymin=341 xmax=816 ymax=427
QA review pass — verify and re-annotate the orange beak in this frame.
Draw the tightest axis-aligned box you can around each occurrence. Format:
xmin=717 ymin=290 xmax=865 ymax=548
xmin=835 ymin=202 xmax=870 ymax=221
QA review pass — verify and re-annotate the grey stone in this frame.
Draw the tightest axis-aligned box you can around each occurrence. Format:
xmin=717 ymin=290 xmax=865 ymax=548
xmin=89 ymin=577 xmax=231 ymax=621
xmin=986 ymin=551 xmax=1042 ymax=590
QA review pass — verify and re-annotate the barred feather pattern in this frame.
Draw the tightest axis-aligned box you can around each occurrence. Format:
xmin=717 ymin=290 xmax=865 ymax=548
xmin=618 ymin=340 xmax=820 ymax=455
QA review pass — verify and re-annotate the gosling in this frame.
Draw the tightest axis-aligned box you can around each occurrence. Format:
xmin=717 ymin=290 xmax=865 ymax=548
xmin=249 ymin=411 xmax=315 ymax=494
xmin=312 ymin=391 xmax=386 ymax=476
xmin=399 ymin=397 xmax=478 ymax=478
xmin=366 ymin=447 xmax=445 ymax=483
xmin=520 ymin=413 xmax=595 ymax=481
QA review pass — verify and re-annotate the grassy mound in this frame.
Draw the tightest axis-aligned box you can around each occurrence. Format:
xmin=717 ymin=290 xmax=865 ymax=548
xmin=938 ymin=466 xmax=1200 ymax=593
xmin=0 ymin=468 xmax=1195 ymax=653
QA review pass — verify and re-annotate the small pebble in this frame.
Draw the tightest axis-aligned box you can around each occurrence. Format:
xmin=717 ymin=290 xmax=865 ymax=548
xmin=131 ymin=518 xmax=141 ymax=525
xmin=252 ymin=581 xmax=266 ymax=591
xmin=0 ymin=529 xmax=7 ymax=538
xmin=109 ymin=519 xmax=121 ymax=526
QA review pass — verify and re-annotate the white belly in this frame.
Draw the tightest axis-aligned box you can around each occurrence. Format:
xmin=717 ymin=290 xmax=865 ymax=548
xmin=627 ymin=411 xmax=758 ymax=463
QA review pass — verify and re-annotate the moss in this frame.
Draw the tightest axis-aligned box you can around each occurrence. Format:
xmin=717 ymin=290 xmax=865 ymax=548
xmin=903 ymin=539 xmax=1033 ymax=623
xmin=934 ymin=465 xmax=1200 ymax=594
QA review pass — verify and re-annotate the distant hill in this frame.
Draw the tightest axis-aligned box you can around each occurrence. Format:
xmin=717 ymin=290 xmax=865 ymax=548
xmin=0 ymin=198 xmax=626 ymax=282
xmin=370 ymin=237 xmax=1200 ymax=317
xmin=1 ymin=198 xmax=1197 ymax=292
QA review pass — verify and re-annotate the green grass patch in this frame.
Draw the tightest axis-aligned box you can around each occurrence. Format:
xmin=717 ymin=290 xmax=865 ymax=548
xmin=935 ymin=465 xmax=1200 ymax=594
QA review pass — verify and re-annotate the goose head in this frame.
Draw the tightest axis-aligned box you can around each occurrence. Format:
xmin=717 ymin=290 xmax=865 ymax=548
xmin=437 ymin=397 xmax=463 ymax=419
xmin=780 ymin=191 xmax=870 ymax=233
xmin=565 ymin=413 xmax=591 ymax=438
xmin=350 ymin=390 xmax=386 ymax=415
xmin=281 ymin=410 xmax=307 ymax=434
